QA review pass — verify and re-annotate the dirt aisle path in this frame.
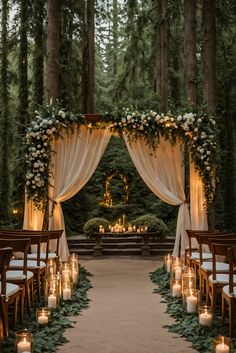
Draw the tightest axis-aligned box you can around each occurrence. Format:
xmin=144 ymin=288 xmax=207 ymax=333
xmin=57 ymin=258 xmax=197 ymax=353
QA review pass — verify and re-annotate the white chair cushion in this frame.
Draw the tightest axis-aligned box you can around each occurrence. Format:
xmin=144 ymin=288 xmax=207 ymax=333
xmin=209 ymin=274 xmax=236 ymax=284
xmin=223 ymin=285 xmax=236 ymax=297
xmin=0 ymin=282 xmax=19 ymax=296
xmin=6 ymin=270 xmax=34 ymax=281
xmin=27 ymin=252 xmax=57 ymax=260
xmin=9 ymin=259 xmax=46 ymax=270
xmin=201 ymin=262 xmax=229 ymax=272
xmin=191 ymin=252 xmax=212 ymax=261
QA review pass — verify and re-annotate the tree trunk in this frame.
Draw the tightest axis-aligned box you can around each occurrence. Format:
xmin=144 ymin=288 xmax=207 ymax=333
xmin=12 ymin=0 xmax=30 ymax=220
xmin=184 ymin=0 xmax=197 ymax=105
xmin=32 ymin=0 xmax=45 ymax=107
xmin=155 ymin=0 xmax=168 ymax=113
xmin=18 ymin=0 xmax=29 ymax=127
xmin=82 ymin=0 xmax=95 ymax=114
xmin=46 ymin=0 xmax=61 ymax=102
xmin=202 ymin=0 xmax=216 ymax=112
xmin=0 ymin=0 xmax=10 ymax=219
xmin=154 ymin=1 xmax=161 ymax=98
xmin=160 ymin=0 xmax=168 ymax=113
xmin=113 ymin=0 xmax=118 ymax=76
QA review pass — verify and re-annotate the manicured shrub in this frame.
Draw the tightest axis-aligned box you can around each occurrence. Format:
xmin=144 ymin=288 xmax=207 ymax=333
xmin=83 ymin=217 xmax=110 ymax=236
xmin=132 ymin=214 xmax=168 ymax=236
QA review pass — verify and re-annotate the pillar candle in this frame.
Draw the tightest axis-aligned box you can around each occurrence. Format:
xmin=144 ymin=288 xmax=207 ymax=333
xmin=199 ymin=312 xmax=212 ymax=327
xmin=216 ymin=343 xmax=229 ymax=353
xmin=48 ymin=294 xmax=57 ymax=308
xmin=186 ymin=295 xmax=198 ymax=313
xmin=63 ymin=287 xmax=72 ymax=300
xmin=17 ymin=339 xmax=31 ymax=353
xmin=172 ymin=283 xmax=181 ymax=297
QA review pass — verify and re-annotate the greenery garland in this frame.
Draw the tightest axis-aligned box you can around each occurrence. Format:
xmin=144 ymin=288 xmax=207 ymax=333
xmin=150 ymin=266 xmax=236 ymax=353
xmin=1 ymin=266 xmax=92 ymax=353
xmin=25 ymin=104 xmax=219 ymax=210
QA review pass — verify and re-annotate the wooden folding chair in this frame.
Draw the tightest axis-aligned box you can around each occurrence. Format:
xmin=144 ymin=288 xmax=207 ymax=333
xmin=222 ymin=246 xmax=236 ymax=337
xmin=208 ymin=239 xmax=236 ymax=311
xmin=0 ymin=247 xmax=20 ymax=336
xmin=196 ymin=233 xmax=236 ymax=303
xmin=185 ymin=229 xmax=215 ymax=270
xmin=0 ymin=238 xmax=34 ymax=320
xmin=0 ymin=232 xmax=48 ymax=301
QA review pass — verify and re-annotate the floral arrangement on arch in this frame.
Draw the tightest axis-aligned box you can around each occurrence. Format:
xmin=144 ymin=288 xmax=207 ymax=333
xmin=25 ymin=103 xmax=219 ymax=210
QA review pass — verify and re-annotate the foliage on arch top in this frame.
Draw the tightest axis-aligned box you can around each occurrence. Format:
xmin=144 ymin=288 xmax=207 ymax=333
xmin=25 ymin=103 xmax=219 ymax=210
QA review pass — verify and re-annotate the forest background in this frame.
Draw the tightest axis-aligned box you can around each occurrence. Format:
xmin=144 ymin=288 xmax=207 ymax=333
xmin=0 ymin=0 xmax=235 ymax=235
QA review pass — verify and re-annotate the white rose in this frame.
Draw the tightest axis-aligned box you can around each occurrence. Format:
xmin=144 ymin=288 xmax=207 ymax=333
xmin=33 ymin=162 xmax=39 ymax=168
xmin=206 ymin=166 xmax=211 ymax=171
xmin=200 ymin=148 xmax=205 ymax=154
xmin=197 ymin=118 xmax=202 ymax=123
xmin=48 ymin=120 xmax=53 ymax=125
xmin=26 ymin=181 xmax=30 ymax=185
xmin=177 ymin=115 xmax=182 ymax=122
xmin=139 ymin=125 xmax=144 ymax=130
xmin=193 ymin=136 xmax=198 ymax=141
xmin=194 ymin=128 xmax=198 ymax=132
xmin=206 ymin=151 xmax=211 ymax=155
xmin=121 ymin=118 xmax=126 ymax=123
xmin=46 ymin=129 xmax=52 ymax=134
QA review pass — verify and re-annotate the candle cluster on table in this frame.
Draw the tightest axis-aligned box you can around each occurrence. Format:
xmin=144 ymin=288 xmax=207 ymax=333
xmin=36 ymin=307 xmax=51 ymax=325
xmin=15 ymin=329 xmax=33 ymax=353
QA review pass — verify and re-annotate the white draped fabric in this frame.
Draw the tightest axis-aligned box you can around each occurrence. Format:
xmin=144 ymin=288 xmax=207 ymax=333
xmin=124 ymin=135 xmax=190 ymax=256
xmin=189 ymin=160 xmax=208 ymax=230
xmin=23 ymin=198 xmax=45 ymax=230
xmin=48 ymin=125 xmax=111 ymax=261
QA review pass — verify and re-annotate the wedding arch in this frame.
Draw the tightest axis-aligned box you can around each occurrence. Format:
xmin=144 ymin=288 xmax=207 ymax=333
xmin=23 ymin=104 xmax=218 ymax=261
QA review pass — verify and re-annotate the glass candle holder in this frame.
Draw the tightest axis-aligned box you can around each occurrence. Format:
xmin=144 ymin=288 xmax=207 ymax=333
xmin=171 ymin=263 xmax=182 ymax=281
xmin=70 ymin=253 xmax=79 ymax=267
xmin=47 ymin=288 xmax=59 ymax=309
xmin=182 ymin=268 xmax=196 ymax=299
xmin=15 ymin=329 xmax=33 ymax=353
xmin=212 ymin=336 xmax=233 ymax=353
xmin=61 ymin=262 xmax=72 ymax=282
xmin=71 ymin=263 xmax=79 ymax=284
xmin=47 ymin=258 xmax=57 ymax=276
xmin=199 ymin=305 xmax=213 ymax=327
xmin=36 ymin=307 xmax=51 ymax=325
xmin=164 ymin=254 xmax=172 ymax=273
xmin=171 ymin=279 xmax=182 ymax=297
xmin=62 ymin=280 xmax=73 ymax=301
xmin=184 ymin=289 xmax=199 ymax=314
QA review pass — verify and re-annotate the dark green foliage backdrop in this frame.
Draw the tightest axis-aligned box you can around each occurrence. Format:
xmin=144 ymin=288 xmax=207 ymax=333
xmin=62 ymin=136 xmax=177 ymax=234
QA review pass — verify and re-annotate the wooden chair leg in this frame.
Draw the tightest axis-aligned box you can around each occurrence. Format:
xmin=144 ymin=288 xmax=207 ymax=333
xmin=221 ymin=295 xmax=226 ymax=325
xmin=12 ymin=299 xmax=18 ymax=329
xmin=229 ymin=299 xmax=235 ymax=337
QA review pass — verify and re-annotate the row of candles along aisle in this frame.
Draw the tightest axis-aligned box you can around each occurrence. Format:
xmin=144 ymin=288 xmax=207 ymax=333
xmin=164 ymin=254 xmax=233 ymax=353
xmin=14 ymin=253 xmax=79 ymax=353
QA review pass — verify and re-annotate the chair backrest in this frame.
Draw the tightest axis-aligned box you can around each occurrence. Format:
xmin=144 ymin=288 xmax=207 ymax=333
xmin=210 ymin=239 xmax=236 ymax=280
xmin=2 ymin=229 xmax=63 ymax=256
xmin=0 ymin=248 xmax=13 ymax=295
xmin=0 ymin=232 xmax=49 ymax=266
xmin=21 ymin=230 xmax=63 ymax=255
xmin=186 ymin=230 xmax=224 ymax=256
xmin=196 ymin=233 xmax=236 ymax=265
xmin=0 ymin=238 xmax=31 ymax=275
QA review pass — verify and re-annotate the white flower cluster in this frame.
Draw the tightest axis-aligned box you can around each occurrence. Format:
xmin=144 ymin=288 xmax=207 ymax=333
xmin=25 ymin=108 xmax=65 ymax=204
